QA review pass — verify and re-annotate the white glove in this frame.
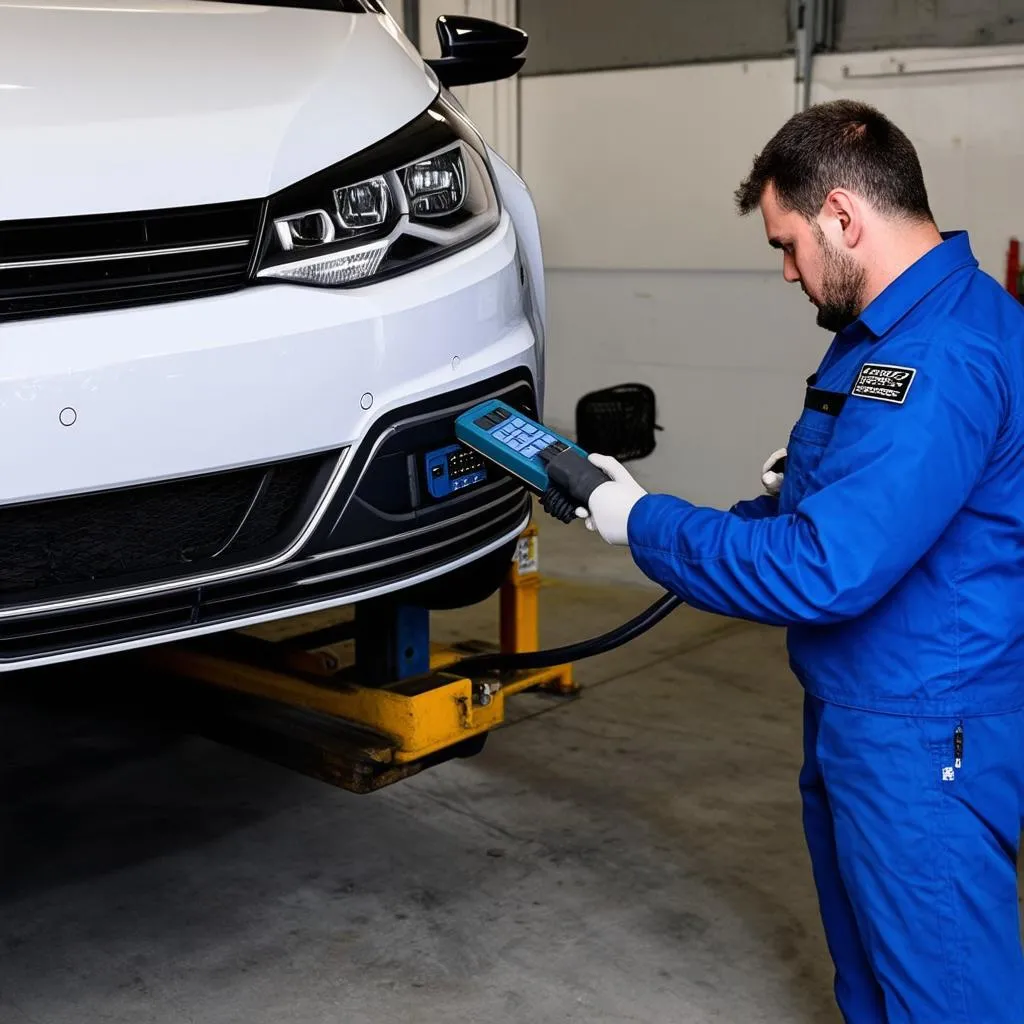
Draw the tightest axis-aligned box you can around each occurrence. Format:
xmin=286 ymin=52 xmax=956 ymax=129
xmin=761 ymin=448 xmax=787 ymax=497
xmin=574 ymin=453 xmax=648 ymax=546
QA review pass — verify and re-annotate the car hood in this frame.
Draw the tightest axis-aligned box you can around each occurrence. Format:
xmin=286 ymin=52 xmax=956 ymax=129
xmin=0 ymin=0 xmax=438 ymax=220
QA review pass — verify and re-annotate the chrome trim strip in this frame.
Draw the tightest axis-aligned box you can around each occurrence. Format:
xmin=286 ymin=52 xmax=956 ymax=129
xmin=0 ymin=511 xmax=533 ymax=672
xmin=198 ymin=469 xmax=272 ymax=563
xmin=0 ymin=239 xmax=251 ymax=272
xmin=288 ymin=495 xmax=529 ymax=586
xmin=304 ymin=484 xmax=524 ymax=562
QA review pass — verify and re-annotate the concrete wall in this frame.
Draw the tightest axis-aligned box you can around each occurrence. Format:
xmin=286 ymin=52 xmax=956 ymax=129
xmin=521 ymin=47 xmax=1024 ymax=508
xmin=400 ymin=4 xmax=1024 ymax=509
xmin=838 ymin=0 xmax=1024 ymax=51
xmin=517 ymin=0 xmax=791 ymax=75
xmin=521 ymin=58 xmax=816 ymax=507
xmin=517 ymin=0 xmax=1024 ymax=70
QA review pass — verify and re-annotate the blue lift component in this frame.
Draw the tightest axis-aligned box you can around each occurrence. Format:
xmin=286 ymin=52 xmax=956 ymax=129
xmin=355 ymin=601 xmax=431 ymax=682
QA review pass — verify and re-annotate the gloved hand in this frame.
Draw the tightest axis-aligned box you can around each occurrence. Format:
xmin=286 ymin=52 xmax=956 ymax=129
xmin=575 ymin=453 xmax=648 ymax=545
xmin=761 ymin=447 xmax=787 ymax=497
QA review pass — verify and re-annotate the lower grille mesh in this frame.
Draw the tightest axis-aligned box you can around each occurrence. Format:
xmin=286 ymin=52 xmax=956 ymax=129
xmin=0 ymin=455 xmax=332 ymax=599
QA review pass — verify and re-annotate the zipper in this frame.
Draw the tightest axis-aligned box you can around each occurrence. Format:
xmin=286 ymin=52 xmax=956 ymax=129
xmin=954 ymin=722 xmax=964 ymax=770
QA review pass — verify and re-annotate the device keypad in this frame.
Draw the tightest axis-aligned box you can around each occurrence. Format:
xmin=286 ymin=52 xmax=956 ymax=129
xmin=493 ymin=425 xmax=567 ymax=461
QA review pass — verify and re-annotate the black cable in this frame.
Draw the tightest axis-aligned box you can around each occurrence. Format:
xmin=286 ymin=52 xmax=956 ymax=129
xmin=450 ymin=591 xmax=683 ymax=674
xmin=539 ymin=485 xmax=577 ymax=523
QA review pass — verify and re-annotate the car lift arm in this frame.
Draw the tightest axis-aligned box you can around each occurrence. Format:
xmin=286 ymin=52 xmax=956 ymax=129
xmin=129 ymin=524 xmax=576 ymax=794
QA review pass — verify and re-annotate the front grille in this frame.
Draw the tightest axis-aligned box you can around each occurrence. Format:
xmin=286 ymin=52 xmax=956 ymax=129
xmin=0 ymin=452 xmax=337 ymax=603
xmin=0 ymin=487 xmax=530 ymax=663
xmin=0 ymin=369 xmax=538 ymax=663
xmin=0 ymin=200 xmax=264 ymax=323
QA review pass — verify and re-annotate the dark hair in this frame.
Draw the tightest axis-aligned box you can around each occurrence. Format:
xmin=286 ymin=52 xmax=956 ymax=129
xmin=735 ymin=99 xmax=934 ymax=222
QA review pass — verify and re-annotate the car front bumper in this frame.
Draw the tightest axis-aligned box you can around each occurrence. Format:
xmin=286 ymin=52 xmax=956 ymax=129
xmin=0 ymin=212 xmax=539 ymax=669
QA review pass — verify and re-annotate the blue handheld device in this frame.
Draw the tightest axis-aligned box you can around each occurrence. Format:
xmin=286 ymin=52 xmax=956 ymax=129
xmin=455 ymin=400 xmax=612 ymax=522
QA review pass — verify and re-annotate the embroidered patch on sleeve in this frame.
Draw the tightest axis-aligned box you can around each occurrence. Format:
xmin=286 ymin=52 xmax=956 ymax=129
xmin=850 ymin=363 xmax=916 ymax=405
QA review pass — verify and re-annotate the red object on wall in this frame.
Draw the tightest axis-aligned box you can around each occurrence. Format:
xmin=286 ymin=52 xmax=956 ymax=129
xmin=1006 ymin=238 xmax=1020 ymax=298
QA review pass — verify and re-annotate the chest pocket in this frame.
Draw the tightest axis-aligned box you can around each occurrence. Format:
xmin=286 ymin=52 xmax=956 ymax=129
xmin=778 ymin=383 xmax=847 ymax=514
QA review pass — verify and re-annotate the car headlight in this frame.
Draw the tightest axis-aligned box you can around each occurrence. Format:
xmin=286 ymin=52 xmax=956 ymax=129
xmin=255 ymin=96 xmax=500 ymax=288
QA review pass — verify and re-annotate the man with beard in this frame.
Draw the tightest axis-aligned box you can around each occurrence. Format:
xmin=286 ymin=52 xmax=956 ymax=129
xmin=577 ymin=99 xmax=1024 ymax=1022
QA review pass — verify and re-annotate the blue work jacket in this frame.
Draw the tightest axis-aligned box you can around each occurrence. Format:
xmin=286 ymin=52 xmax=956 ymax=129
xmin=628 ymin=231 xmax=1024 ymax=716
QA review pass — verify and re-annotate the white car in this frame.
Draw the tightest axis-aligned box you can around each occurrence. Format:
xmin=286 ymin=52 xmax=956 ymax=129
xmin=0 ymin=0 xmax=545 ymax=670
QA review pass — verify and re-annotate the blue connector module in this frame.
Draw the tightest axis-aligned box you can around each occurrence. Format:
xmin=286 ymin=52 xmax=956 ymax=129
xmin=424 ymin=443 xmax=489 ymax=499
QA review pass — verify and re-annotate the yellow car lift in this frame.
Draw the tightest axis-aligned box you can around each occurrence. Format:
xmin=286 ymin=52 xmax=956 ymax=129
xmin=130 ymin=524 xmax=577 ymax=793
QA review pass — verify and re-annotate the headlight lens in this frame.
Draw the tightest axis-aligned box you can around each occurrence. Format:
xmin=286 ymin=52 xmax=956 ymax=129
xmin=404 ymin=150 xmax=465 ymax=218
xmin=335 ymin=177 xmax=391 ymax=230
xmin=256 ymin=96 xmax=500 ymax=288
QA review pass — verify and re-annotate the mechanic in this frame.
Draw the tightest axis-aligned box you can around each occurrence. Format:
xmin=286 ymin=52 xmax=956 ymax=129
xmin=578 ymin=99 xmax=1024 ymax=1023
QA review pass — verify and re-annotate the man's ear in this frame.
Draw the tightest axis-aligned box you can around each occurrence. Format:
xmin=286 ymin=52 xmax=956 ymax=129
xmin=822 ymin=189 xmax=862 ymax=248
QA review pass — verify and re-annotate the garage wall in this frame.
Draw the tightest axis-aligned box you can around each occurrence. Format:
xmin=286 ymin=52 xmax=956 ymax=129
xmin=837 ymin=0 xmax=1024 ymax=51
xmin=517 ymin=0 xmax=792 ymax=75
xmin=516 ymin=0 xmax=1024 ymax=69
xmin=812 ymin=45 xmax=1024 ymax=280
xmin=521 ymin=58 xmax=823 ymax=508
xmin=399 ymin=5 xmax=1024 ymax=507
xmin=522 ymin=47 xmax=1024 ymax=507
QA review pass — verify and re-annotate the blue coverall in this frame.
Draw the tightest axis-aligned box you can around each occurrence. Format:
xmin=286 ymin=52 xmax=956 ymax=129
xmin=626 ymin=232 xmax=1024 ymax=1023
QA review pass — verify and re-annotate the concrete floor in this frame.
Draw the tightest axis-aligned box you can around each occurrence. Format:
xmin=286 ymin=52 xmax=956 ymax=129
xmin=0 ymin=515 xmax=843 ymax=1023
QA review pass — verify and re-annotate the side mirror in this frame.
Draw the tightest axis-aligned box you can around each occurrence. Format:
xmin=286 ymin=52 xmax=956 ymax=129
xmin=425 ymin=15 xmax=528 ymax=88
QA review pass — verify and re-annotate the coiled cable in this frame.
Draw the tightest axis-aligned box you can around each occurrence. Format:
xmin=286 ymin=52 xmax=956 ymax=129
xmin=539 ymin=485 xmax=577 ymax=523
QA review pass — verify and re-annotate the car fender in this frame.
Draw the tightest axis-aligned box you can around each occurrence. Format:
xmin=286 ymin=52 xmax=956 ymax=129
xmin=488 ymin=147 xmax=547 ymax=414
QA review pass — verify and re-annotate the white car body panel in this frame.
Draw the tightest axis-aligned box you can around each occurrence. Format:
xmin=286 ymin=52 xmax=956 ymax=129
xmin=0 ymin=0 xmax=437 ymax=219
xmin=488 ymin=148 xmax=546 ymax=412
xmin=0 ymin=0 xmax=544 ymax=670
